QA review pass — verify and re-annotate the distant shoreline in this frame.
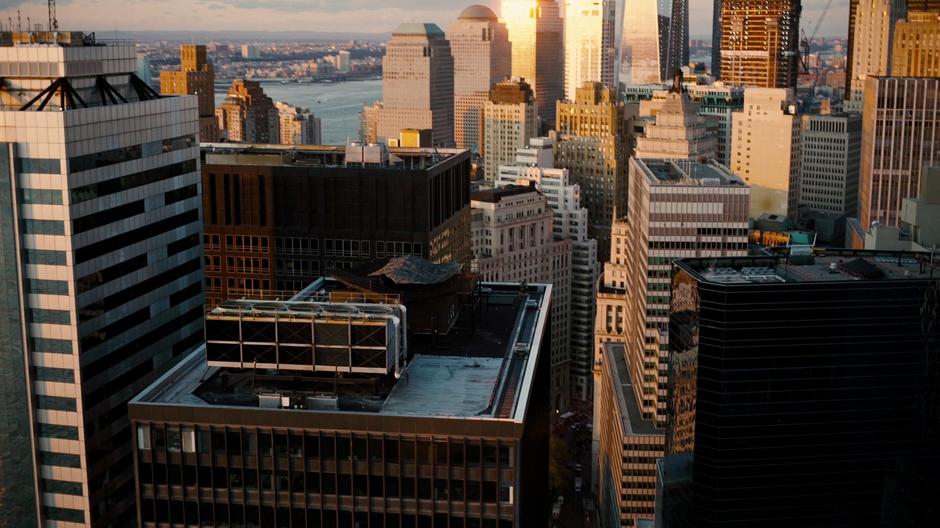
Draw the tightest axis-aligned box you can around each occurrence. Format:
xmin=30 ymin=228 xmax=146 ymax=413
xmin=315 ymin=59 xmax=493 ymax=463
xmin=215 ymin=76 xmax=381 ymax=86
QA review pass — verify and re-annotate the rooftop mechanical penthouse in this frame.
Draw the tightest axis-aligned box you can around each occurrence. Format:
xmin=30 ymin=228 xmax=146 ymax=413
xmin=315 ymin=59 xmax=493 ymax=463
xmin=129 ymin=257 xmax=552 ymax=528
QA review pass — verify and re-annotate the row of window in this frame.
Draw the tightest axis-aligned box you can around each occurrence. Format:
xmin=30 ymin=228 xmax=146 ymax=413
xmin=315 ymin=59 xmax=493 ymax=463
xmin=14 ymin=157 xmax=61 ymax=175
xmin=139 ymin=463 xmax=512 ymax=503
xmin=71 ymin=159 xmax=197 ymax=204
xmin=138 ymin=501 xmax=512 ymax=528
xmin=19 ymin=188 xmax=63 ymax=205
xmin=68 ymin=134 xmax=195 ymax=174
xmin=137 ymin=427 xmax=513 ymax=467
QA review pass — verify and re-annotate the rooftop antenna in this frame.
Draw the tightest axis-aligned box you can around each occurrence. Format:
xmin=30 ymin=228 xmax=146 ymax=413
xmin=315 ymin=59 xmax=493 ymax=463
xmin=48 ymin=0 xmax=58 ymax=33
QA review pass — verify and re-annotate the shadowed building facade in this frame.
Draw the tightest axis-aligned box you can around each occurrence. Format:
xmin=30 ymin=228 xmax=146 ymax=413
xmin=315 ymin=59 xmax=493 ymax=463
xmin=130 ymin=274 xmax=552 ymax=527
xmin=199 ymin=143 xmax=472 ymax=308
xmin=663 ymin=251 xmax=940 ymax=527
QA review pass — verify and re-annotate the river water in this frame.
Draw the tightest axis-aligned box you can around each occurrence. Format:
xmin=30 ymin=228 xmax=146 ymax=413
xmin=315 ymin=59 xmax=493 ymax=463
xmin=214 ymin=79 xmax=382 ymax=145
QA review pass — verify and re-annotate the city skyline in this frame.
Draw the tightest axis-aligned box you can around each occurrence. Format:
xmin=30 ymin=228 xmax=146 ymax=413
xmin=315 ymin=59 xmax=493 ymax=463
xmin=0 ymin=0 xmax=850 ymax=38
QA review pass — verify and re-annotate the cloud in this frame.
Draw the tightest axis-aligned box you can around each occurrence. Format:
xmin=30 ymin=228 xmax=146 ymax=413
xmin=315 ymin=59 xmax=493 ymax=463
xmin=0 ymin=0 xmax=851 ymax=37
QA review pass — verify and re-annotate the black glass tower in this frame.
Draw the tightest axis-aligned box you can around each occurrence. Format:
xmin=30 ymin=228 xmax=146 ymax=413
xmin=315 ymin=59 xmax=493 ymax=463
xmin=664 ymin=250 xmax=940 ymax=527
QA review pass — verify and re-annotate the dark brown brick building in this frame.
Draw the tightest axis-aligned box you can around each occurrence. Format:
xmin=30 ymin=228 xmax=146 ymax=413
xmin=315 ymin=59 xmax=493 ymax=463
xmin=200 ymin=143 xmax=472 ymax=307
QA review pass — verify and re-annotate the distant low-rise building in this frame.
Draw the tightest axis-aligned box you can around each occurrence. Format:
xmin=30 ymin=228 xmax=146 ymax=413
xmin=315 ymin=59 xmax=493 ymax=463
xmin=275 ymin=101 xmax=322 ymax=145
xmin=216 ymin=79 xmax=279 ymax=143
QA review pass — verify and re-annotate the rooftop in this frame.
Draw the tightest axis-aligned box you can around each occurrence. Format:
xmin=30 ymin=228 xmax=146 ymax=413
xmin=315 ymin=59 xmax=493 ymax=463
xmin=392 ymin=23 xmax=446 ymax=38
xmin=200 ymin=142 xmax=468 ymax=172
xmin=604 ymin=342 xmax=661 ymax=436
xmin=471 ymin=184 xmax=537 ymax=203
xmin=459 ymin=5 xmax=499 ymax=21
xmin=636 ymin=158 xmax=745 ymax=187
xmin=678 ymin=249 xmax=939 ymax=285
xmin=133 ymin=282 xmax=551 ymax=423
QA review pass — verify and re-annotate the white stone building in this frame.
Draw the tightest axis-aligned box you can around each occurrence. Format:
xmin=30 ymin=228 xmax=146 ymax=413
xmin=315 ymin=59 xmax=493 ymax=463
xmin=471 ymin=185 xmax=572 ymax=410
xmin=0 ymin=31 xmax=203 ymax=526
xmin=447 ymin=5 xmax=511 ymax=153
xmin=496 ymin=137 xmax=599 ymax=401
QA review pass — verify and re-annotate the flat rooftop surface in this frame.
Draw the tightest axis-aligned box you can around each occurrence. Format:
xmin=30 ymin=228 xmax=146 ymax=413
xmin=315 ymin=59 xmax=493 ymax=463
xmin=605 ymin=342 xmax=660 ymax=436
xmin=200 ymin=143 xmax=466 ymax=171
xmin=133 ymin=283 xmax=549 ymax=423
xmin=382 ymin=355 xmax=504 ymax=417
xmin=640 ymin=159 xmax=744 ymax=186
xmin=684 ymin=250 xmax=937 ymax=285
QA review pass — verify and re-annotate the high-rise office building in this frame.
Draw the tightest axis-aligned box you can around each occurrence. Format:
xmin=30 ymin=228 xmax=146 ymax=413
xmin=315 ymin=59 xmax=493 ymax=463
xmin=0 ymin=31 xmax=203 ymax=527
xmin=130 ymin=270 xmax=553 ymax=527
xmin=554 ymin=82 xmax=630 ymax=255
xmin=711 ymin=0 xmax=723 ymax=78
xmin=620 ymin=0 xmax=664 ymax=84
xmin=717 ymin=0 xmax=801 ymax=88
xmin=275 ymin=101 xmax=322 ymax=146
xmin=471 ymin=185 xmax=572 ymax=410
xmin=593 ymin=158 xmax=749 ymax=527
xmin=686 ymin=82 xmax=744 ymax=167
xmin=845 ymin=0 xmax=904 ymax=110
xmin=634 ymin=77 xmax=718 ymax=161
xmin=366 ymin=23 xmax=454 ymax=147
xmin=860 ymin=76 xmax=940 ymax=229
xmin=160 ymin=44 xmax=220 ymax=142
xmin=448 ymin=5 xmax=512 ymax=153
xmin=858 ymin=165 xmax=940 ymax=251
xmin=501 ymin=0 xmax=565 ymax=129
xmin=496 ymin=138 xmax=600 ymax=401
xmin=563 ymin=0 xmax=617 ymax=101
xmin=200 ymin=143 xmax=471 ymax=307
xmin=798 ymin=113 xmax=862 ymax=217
xmin=216 ymin=79 xmax=280 ymax=144
xmin=730 ymin=88 xmax=801 ymax=218
xmin=482 ymin=79 xmax=539 ymax=182
xmin=665 ymin=0 xmax=690 ymax=79
xmin=665 ymin=251 xmax=940 ymax=527
xmin=892 ymin=10 xmax=940 ymax=77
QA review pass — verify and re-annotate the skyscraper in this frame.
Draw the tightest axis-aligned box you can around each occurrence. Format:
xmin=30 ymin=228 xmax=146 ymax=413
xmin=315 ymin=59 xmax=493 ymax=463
xmin=501 ymin=0 xmax=565 ymax=128
xmin=666 ymin=251 xmax=940 ymax=527
xmin=845 ymin=0 xmax=904 ymax=109
xmin=216 ymin=79 xmax=280 ymax=143
xmin=0 ymin=31 xmax=203 ymax=527
xmin=717 ymin=0 xmax=801 ymax=88
xmin=483 ymin=79 xmax=539 ymax=181
xmin=665 ymin=0 xmax=690 ymax=79
xmin=368 ymin=23 xmax=454 ymax=147
xmin=448 ymin=5 xmax=512 ymax=152
xmin=160 ymin=44 xmax=220 ymax=142
xmin=275 ymin=101 xmax=322 ymax=145
xmin=634 ymin=76 xmax=718 ymax=161
xmin=563 ymin=0 xmax=617 ymax=100
xmin=730 ymin=88 xmax=801 ymax=218
xmin=620 ymin=0 xmax=664 ymax=84
xmin=471 ymin=185 xmax=572 ymax=410
xmin=554 ymin=82 xmax=630 ymax=255
xmin=496 ymin=137 xmax=600 ymax=401
xmin=593 ymin=158 xmax=749 ymax=526
xmin=798 ymin=113 xmax=862 ymax=217
xmin=860 ymin=76 xmax=940 ymax=229
xmin=892 ymin=10 xmax=940 ymax=77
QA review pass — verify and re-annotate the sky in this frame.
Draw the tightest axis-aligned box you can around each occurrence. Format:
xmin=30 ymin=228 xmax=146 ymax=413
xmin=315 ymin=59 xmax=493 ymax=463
xmin=0 ymin=0 xmax=850 ymax=39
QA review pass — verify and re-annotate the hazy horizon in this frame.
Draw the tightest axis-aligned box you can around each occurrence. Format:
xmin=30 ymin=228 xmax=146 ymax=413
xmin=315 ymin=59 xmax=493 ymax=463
xmin=0 ymin=0 xmax=850 ymax=39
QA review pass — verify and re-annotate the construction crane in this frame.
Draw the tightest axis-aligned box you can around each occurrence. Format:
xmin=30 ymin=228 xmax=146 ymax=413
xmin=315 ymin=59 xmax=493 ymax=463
xmin=48 ymin=0 xmax=58 ymax=32
xmin=800 ymin=0 xmax=834 ymax=73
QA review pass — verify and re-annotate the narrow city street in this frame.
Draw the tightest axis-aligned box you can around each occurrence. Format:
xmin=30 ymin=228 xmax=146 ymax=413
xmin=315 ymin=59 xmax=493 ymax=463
xmin=551 ymin=403 xmax=596 ymax=527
